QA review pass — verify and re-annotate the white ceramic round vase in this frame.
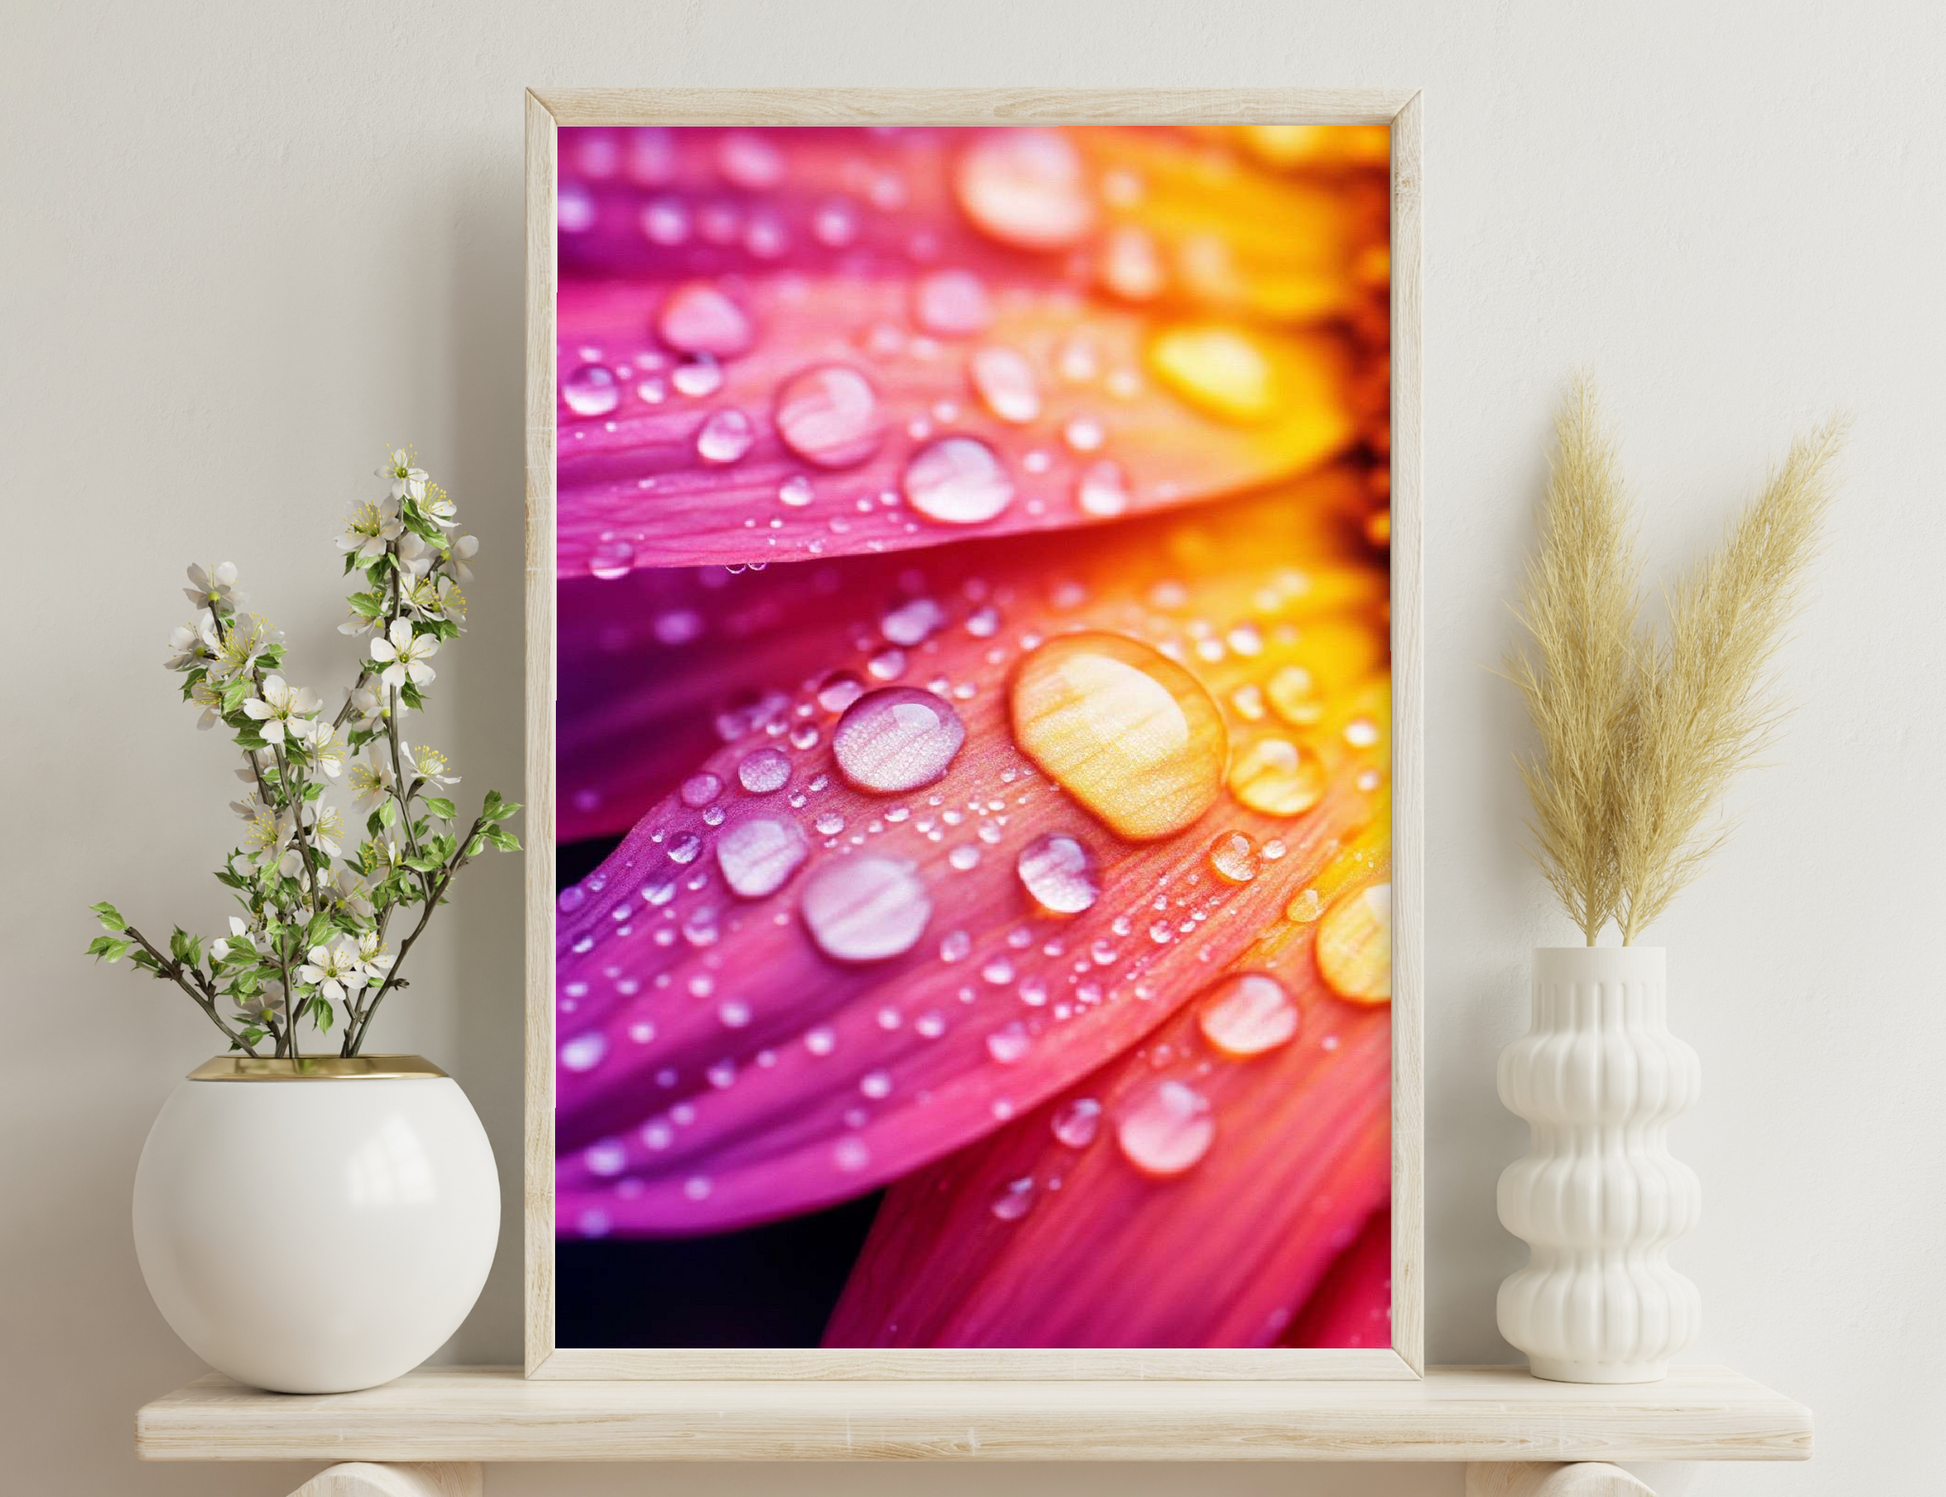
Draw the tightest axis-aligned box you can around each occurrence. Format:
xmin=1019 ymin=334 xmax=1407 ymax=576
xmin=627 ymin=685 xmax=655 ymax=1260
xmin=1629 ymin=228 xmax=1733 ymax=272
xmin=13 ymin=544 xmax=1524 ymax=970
xmin=132 ymin=1055 xmax=499 ymax=1394
xmin=1496 ymin=946 xmax=1702 ymax=1383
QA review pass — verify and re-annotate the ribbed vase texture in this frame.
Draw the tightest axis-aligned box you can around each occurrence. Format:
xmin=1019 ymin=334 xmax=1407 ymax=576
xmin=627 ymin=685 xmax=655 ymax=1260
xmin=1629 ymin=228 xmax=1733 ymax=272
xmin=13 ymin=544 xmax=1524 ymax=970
xmin=1496 ymin=946 xmax=1701 ymax=1382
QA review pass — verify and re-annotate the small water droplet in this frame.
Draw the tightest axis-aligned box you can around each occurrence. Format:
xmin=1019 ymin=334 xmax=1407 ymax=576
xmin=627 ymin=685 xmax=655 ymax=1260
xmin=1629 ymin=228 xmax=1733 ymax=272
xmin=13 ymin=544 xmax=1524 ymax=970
xmin=939 ymin=929 xmax=972 ymax=963
xmin=985 ymin=1021 xmax=1031 ymax=1064
xmin=1266 ymin=665 xmax=1323 ymax=726
xmin=833 ymin=1135 xmax=870 ymax=1172
xmin=1015 ymin=832 xmax=1100 ymax=915
xmin=693 ymin=407 xmax=755 ymax=466
xmin=563 ymin=363 xmax=620 ymax=418
xmin=717 ymin=129 xmax=785 ymax=190
xmin=805 ymin=1025 xmax=837 ymax=1056
xmin=671 ymin=355 xmax=724 ymax=398
xmin=719 ymin=999 xmax=753 ymax=1029
xmin=1208 ymin=831 xmax=1260 ymax=884
xmin=968 ymin=346 xmax=1042 ymax=425
xmin=1197 ymin=972 xmax=1300 ymax=1057
xmin=1287 ymin=887 xmax=1322 ymax=922
xmin=1317 ymin=883 xmax=1391 ymax=1003
xmin=860 ymin=1069 xmax=893 ymax=1100
xmin=558 ymin=885 xmax=588 ymax=914
xmin=990 ymin=1175 xmax=1037 ymax=1221
xmin=666 ymin=831 xmax=703 ymax=865
xmin=954 ymin=130 xmax=1095 ymax=251
xmin=683 ymin=1176 xmax=713 ymax=1201
xmin=1051 ymin=1096 xmax=1102 ymax=1148
xmin=775 ymin=365 xmax=885 ymax=469
xmin=801 ymin=855 xmax=932 ymax=963
xmin=1063 ymin=415 xmax=1105 ymax=453
xmin=1116 ymin=1079 xmax=1215 ymax=1176
xmin=1345 ymin=717 xmax=1381 ymax=748
xmin=880 ymin=596 xmax=947 ymax=647
xmin=738 ymin=746 xmax=791 ymax=794
xmin=902 ymin=437 xmax=1014 ymax=526
xmin=1148 ymin=323 xmax=1279 ymax=424
xmin=866 ymin=647 xmax=906 ymax=681
xmin=716 ymin=814 xmax=810 ymax=898
xmin=658 ymin=283 xmax=755 ymax=358
xmin=1229 ymin=737 xmax=1326 ymax=817
xmin=1076 ymin=459 xmax=1130 ymax=517
xmin=1010 ymin=633 xmax=1227 ymax=840
xmin=832 ymin=687 xmax=966 ymax=793
xmin=817 ymin=671 xmax=866 ymax=712
xmin=560 ymin=1032 xmax=608 ymax=1072
xmin=913 ymin=269 xmax=993 ymax=337
xmin=949 ymin=844 xmax=981 ymax=871
xmin=588 ymin=537 xmax=635 ymax=580
xmin=641 ymin=197 xmax=689 ymax=244
xmin=681 ymin=772 xmax=723 ymax=808
xmin=1100 ymin=225 xmax=1165 ymax=300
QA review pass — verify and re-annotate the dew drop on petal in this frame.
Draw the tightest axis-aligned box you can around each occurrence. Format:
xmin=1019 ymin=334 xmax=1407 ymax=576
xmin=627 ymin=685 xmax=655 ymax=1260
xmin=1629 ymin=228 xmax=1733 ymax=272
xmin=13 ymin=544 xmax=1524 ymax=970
xmin=968 ymin=346 xmax=1042 ymax=425
xmin=880 ymin=596 xmax=947 ymax=647
xmin=816 ymin=671 xmax=866 ymax=712
xmin=737 ymin=745 xmax=791 ymax=794
xmin=1015 ymin=832 xmax=1100 ymax=915
xmin=774 ymin=364 xmax=885 ymax=469
xmin=1229 ymin=737 xmax=1326 ymax=817
xmin=557 ymin=885 xmax=587 ymax=914
xmin=801 ymin=854 xmax=932 ymax=963
xmin=1196 ymin=972 xmax=1300 ymax=1057
xmin=832 ymin=687 xmax=966 ymax=793
xmin=563 ymin=364 xmax=620 ymax=418
xmin=1287 ymin=887 xmax=1323 ymax=923
xmin=1116 ymin=1079 xmax=1215 ymax=1177
xmin=1147 ymin=323 xmax=1280 ymax=424
xmin=953 ymin=129 xmax=1095 ymax=251
xmin=985 ymin=1021 xmax=1031 ymax=1064
xmin=902 ymin=437 xmax=1014 ymax=526
xmin=990 ymin=1175 xmax=1037 ymax=1221
xmin=1009 ymin=632 xmax=1226 ymax=840
xmin=666 ymin=831 xmax=703 ymax=865
xmin=681 ymin=771 xmax=723 ymax=808
xmin=560 ymin=1032 xmax=608 ymax=1073
xmin=1100 ymin=225 xmax=1166 ymax=301
xmin=1075 ymin=459 xmax=1131 ymax=518
xmin=1316 ymin=883 xmax=1391 ymax=1003
xmin=805 ymin=1024 xmax=837 ymax=1056
xmin=1266 ymin=664 xmax=1324 ymax=726
xmin=913 ymin=269 xmax=994 ymax=337
xmin=833 ymin=1135 xmax=870 ymax=1172
xmin=1208 ymin=830 xmax=1260 ymax=883
xmin=671 ymin=355 xmax=724 ymax=398
xmin=657 ymin=283 xmax=755 ymax=358
xmin=1050 ymin=1096 xmax=1102 ymax=1148
xmin=589 ymin=538 xmax=635 ymax=580
xmin=717 ymin=129 xmax=785 ymax=190
xmin=695 ymin=408 xmax=755 ymax=465
xmin=715 ymin=814 xmax=811 ymax=898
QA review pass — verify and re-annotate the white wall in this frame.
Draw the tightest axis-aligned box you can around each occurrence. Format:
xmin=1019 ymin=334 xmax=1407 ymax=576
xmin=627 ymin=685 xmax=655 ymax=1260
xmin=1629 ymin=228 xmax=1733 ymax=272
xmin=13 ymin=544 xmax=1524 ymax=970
xmin=4 ymin=2 xmax=1939 ymax=1492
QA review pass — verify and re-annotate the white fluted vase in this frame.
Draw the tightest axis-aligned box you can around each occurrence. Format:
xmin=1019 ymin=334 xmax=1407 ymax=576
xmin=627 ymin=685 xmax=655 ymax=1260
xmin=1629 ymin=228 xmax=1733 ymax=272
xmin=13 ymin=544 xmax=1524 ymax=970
xmin=1496 ymin=946 xmax=1701 ymax=1382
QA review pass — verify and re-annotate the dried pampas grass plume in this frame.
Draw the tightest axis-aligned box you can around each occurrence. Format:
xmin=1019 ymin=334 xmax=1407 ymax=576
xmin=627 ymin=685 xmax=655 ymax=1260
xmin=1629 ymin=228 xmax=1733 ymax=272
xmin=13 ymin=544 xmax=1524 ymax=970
xmin=1508 ymin=382 xmax=1845 ymax=944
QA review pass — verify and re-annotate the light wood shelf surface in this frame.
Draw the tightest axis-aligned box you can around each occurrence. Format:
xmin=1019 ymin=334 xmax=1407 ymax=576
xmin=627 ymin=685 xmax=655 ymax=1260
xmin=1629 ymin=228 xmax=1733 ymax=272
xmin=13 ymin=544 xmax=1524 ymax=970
xmin=138 ymin=1365 xmax=1810 ymax=1464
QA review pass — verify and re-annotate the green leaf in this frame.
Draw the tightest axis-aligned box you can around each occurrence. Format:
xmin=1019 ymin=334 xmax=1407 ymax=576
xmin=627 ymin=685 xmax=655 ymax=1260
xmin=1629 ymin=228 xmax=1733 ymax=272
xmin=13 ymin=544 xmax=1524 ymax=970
xmin=240 ymin=1027 xmax=265 ymax=1047
xmin=312 ymin=998 xmax=335 ymax=1035
xmin=233 ymin=728 xmax=269 ymax=751
xmin=378 ymin=798 xmax=399 ymax=828
xmin=131 ymin=949 xmax=160 ymax=973
xmin=168 ymin=927 xmax=190 ymax=962
xmin=484 ymin=826 xmax=521 ymax=852
xmin=221 ymin=676 xmax=251 ymax=712
xmin=87 ymin=935 xmax=132 ymax=963
xmin=89 ymin=901 xmax=126 ymax=932
xmin=423 ymin=796 xmax=457 ymax=821
xmin=399 ymin=681 xmax=427 ymax=712
xmin=486 ymin=796 xmax=522 ymax=823
xmin=347 ymin=591 xmax=384 ymax=619
xmin=464 ymin=836 xmax=486 ymax=858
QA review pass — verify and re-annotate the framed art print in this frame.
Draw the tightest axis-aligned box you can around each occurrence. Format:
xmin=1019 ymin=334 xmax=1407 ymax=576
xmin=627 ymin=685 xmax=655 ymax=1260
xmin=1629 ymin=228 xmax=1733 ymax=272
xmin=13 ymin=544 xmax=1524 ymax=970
xmin=526 ymin=88 xmax=1422 ymax=1378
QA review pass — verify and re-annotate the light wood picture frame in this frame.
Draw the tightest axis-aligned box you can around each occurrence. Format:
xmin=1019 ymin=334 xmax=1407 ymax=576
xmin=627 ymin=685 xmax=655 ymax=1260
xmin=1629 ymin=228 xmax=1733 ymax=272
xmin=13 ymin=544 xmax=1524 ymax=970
xmin=525 ymin=87 xmax=1423 ymax=1381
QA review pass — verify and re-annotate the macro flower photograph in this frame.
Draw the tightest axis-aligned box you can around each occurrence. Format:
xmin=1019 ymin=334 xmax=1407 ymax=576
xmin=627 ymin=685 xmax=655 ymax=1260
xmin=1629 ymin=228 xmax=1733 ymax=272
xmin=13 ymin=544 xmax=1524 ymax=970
xmin=550 ymin=122 xmax=1396 ymax=1351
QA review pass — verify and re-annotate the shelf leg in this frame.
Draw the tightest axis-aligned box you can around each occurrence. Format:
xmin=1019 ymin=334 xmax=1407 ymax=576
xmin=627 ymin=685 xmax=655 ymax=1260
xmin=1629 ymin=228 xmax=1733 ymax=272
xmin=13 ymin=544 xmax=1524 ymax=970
xmin=1466 ymin=1464 xmax=1655 ymax=1497
xmin=286 ymin=1463 xmax=484 ymax=1497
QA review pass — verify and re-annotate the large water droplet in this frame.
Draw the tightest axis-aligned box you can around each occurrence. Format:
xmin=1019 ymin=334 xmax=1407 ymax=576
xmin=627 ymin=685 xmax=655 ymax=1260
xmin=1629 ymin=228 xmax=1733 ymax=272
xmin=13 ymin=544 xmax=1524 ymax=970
xmin=1196 ymin=972 xmax=1300 ymax=1057
xmin=832 ymin=687 xmax=966 ymax=793
xmin=589 ymin=538 xmax=635 ymax=580
xmin=1015 ymin=832 xmax=1100 ymax=915
xmin=1116 ymin=1079 xmax=1215 ymax=1177
xmin=563 ymin=364 xmax=620 ymax=418
xmin=1050 ymin=1096 xmax=1102 ymax=1148
xmin=1229 ymin=737 xmax=1326 ymax=816
xmin=738 ymin=745 xmax=791 ymax=794
xmin=913 ymin=269 xmax=993 ymax=337
xmin=657 ymin=283 xmax=755 ymax=358
xmin=774 ymin=365 xmax=885 ymax=469
xmin=969 ymin=347 xmax=1042 ymax=424
xmin=1317 ymin=883 xmax=1391 ymax=1004
xmin=716 ymin=814 xmax=811 ymax=898
xmin=801 ymin=855 xmax=932 ymax=963
xmin=1208 ymin=830 xmax=1260 ymax=883
xmin=901 ymin=437 xmax=1014 ymax=526
xmin=953 ymin=130 xmax=1095 ymax=251
xmin=1009 ymin=632 xmax=1227 ymax=840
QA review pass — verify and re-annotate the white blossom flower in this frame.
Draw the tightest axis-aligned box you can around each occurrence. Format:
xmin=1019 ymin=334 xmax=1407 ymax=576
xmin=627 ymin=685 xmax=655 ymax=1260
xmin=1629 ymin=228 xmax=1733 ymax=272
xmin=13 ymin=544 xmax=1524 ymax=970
xmin=445 ymin=534 xmax=479 ymax=584
xmin=327 ymin=869 xmax=376 ymax=922
xmin=241 ymin=674 xmax=321 ymax=746
xmin=165 ymin=611 xmax=217 ymax=671
xmin=234 ymin=747 xmax=276 ymax=788
xmin=306 ymin=805 xmax=346 ymax=858
xmin=369 ymin=619 xmax=438 ymax=690
xmin=396 ymin=531 xmax=436 ymax=580
xmin=189 ymin=677 xmax=226 ymax=731
xmin=304 ymin=721 xmax=349 ymax=778
xmin=377 ymin=449 xmax=428 ymax=501
xmin=420 ymin=483 xmax=458 ymax=529
xmin=404 ymin=741 xmax=459 ymax=791
xmin=337 ymin=602 xmax=380 ymax=637
xmin=228 ymin=786 xmax=263 ymax=822
xmin=208 ymin=613 xmax=281 ymax=684
xmin=406 ymin=573 xmax=467 ymax=622
xmin=347 ymin=750 xmax=395 ymax=813
xmin=233 ymin=981 xmax=288 ymax=1028
xmin=298 ymin=935 xmax=369 ymax=1005
xmin=241 ymin=804 xmax=286 ymax=868
xmin=183 ymin=562 xmax=240 ymax=610
xmin=345 ymin=684 xmax=394 ymax=734
xmin=356 ymin=929 xmax=396 ymax=985
xmin=338 ymin=498 xmax=402 ymax=563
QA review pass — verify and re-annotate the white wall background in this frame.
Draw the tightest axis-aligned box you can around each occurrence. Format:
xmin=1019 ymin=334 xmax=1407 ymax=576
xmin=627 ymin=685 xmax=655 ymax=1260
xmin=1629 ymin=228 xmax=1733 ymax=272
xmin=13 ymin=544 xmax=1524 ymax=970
xmin=4 ymin=1 xmax=1940 ymax=1492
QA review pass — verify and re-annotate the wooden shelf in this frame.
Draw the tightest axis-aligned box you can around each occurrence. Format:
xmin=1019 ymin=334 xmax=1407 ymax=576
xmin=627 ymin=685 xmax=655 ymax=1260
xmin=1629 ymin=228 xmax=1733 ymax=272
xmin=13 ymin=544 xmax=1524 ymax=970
xmin=137 ymin=1365 xmax=1811 ymax=1464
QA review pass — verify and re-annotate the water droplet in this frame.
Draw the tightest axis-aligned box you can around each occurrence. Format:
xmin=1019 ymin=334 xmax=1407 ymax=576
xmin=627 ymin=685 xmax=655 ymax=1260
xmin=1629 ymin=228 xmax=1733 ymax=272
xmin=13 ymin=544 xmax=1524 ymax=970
xmin=716 ymin=814 xmax=810 ymax=898
xmin=1100 ymin=225 xmax=1165 ymax=300
xmin=813 ymin=197 xmax=859 ymax=246
xmin=880 ymin=597 xmax=947 ymax=646
xmin=1116 ymin=1079 xmax=1215 ymax=1177
xmin=1063 ymin=415 xmax=1105 ymax=453
xmin=683 ymin=1176 xmax=712 ymax=1201
xmin=738 ymin=746 xmax=791 ymax=794
xmin=689 ymin=409 xmax=758 ymax=470
xmin=866 ymin=647 xmax=906 ymax=681
xmin=1197 ymin=972 xmax=1300 ymax=1057
xmin=801 ymin=855 xmax=932 ymax=962
xmin=948 ymin=844 xmax=981 ymax=871
xmin=657 ymin=283 xmax=755 ymax=358
xmin=1051 ymin=1096 xmax=1102 ymax=1148
xmin=968 ymin=346 xmax=1042 ymax=424
xmin=913 ymin=269 xmax=993 ymax=337
xmin=954 ymin=130 xmax=1095 ymax=251
xmin=587 ymin=538 xmax=635 ymax=580
xmin=902 ymin=437 xmax=1014 ymax=526
xmin=1317 ymin=883 xmax=1391 ymax=1003
xmin=990 ymin=1175 xmax=1037 ymax=1221
xmin=985 ymin=1021 xmax=1031 ymax=1064
xmin=560 ymin=1032 xmax=608 ymax=1072
xmin=775 ymin=366 xmax=885 ymax=472
xmin=915 ymin=1011 xmax=946 ymax=1039
xmin=777 ymin=475 xmax=816 ymax=509
xmin=558 ymin=885 xmax=588 ymax=914
xmin=860 ymin=1069 xmax=893 ymax=1100
xmin=1014 ymin=832 xmax=1100 ymax=915
xmin=671 ymin=355 xmax=724 ymax=398
xmin=719 ymin=999 xmax=753 ymax=1029
xmin=681 ymin=772 xmax=723 ymax=808
xmin=1287 ymin=887 xmax=1322 ymax=922
xmin=666 ymin=831 xmax=703 ymax=865
xmin=1075 ymin=459 xmax=1130 ymax=517
xmin=1009 ymin=632 xmax=1227 ymax=840
xmin=563 ymin=364 xmax=620 ymax=418
xmin=558 ymin=182 xmax=596 ymax=234
xmin=641 ymin=197 xmax=689 ymax=244
xmin=833 ymin=1135 xmax=870 ymax=1172
xmin=832 ymin=687 xmax=966 ymax=793
xmin=804 ymin=1025 xmax=837 ymax=1057
xmin=817 ymin=671 xmax=866 ymax=712
xmin=1208 ymin=831 xmax=1260 ymax=884
xmin=717 ymin=130 xmax=785 ymax=190
xmin=1229 ymin=737 xmax=1326 ymax=817
xmin=939 ymin=929 xmax=972 ymax=963
xmin=1148 ymin=324 xmax=1280 ymax=424
xmin=1345 ymin=717 xmax=1380 ymax=748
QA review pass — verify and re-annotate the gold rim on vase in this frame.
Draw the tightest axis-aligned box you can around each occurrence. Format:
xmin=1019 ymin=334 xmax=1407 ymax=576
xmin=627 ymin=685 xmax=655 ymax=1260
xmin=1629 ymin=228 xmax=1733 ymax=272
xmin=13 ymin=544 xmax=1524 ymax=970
xmin=186 ymin=1055 xmax=448 ymax=1081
